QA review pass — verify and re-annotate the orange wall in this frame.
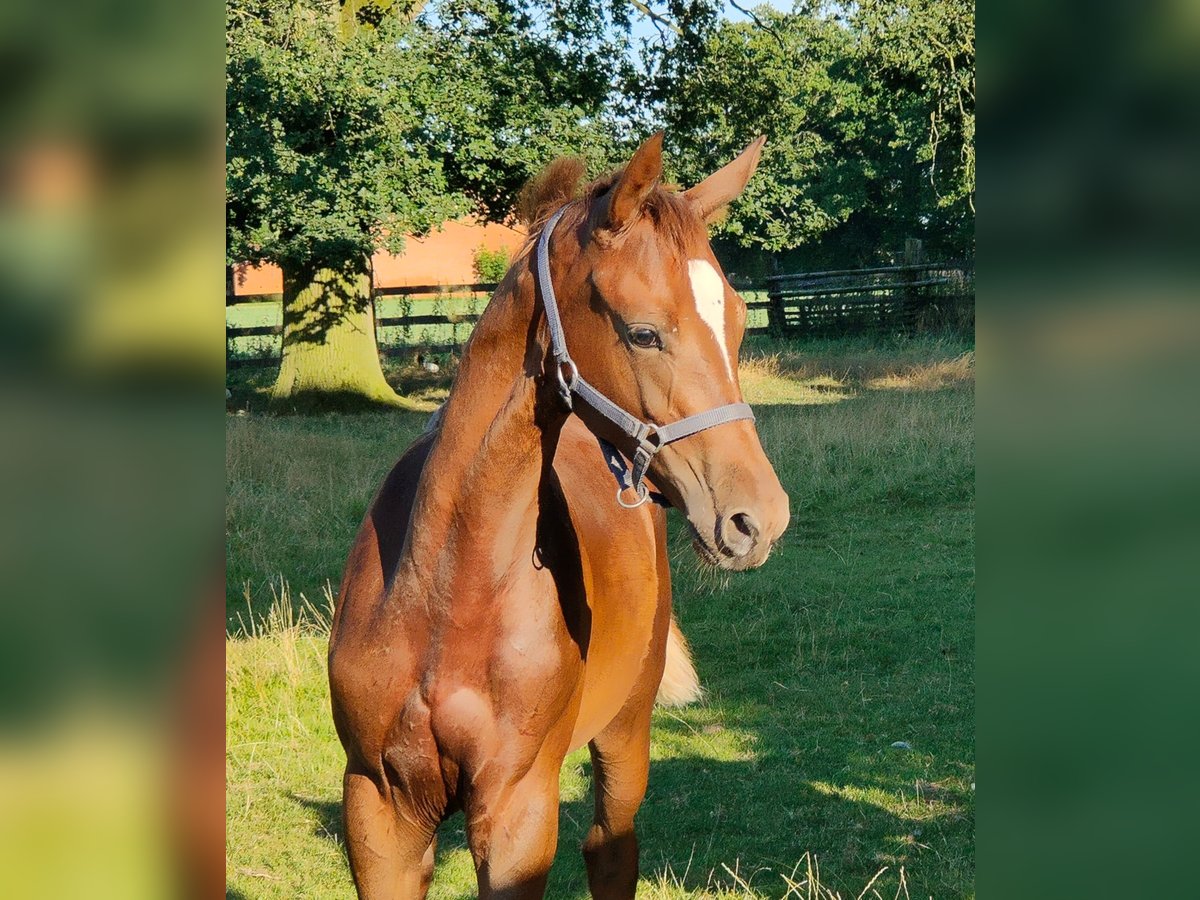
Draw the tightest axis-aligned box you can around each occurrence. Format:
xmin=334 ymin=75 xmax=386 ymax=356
xmin=231 ymin=218 xmax=526 ymax=295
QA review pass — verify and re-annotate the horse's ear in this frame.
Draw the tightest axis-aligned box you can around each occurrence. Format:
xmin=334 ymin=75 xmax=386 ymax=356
xmin=606 ymin=131 xmax=664 ymax=231
xmin=684 ymin=135 xmax=767 ymax=224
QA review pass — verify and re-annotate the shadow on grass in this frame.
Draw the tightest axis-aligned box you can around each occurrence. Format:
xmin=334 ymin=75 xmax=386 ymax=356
xmin=263 ymin=389 xmax=428 ymax=416
xmin=226 ymin=360 xmax=456 ymax=417
xmin=291 ymin=745 xmax=970 ymax=899
xmin=291 ymin=793 xmax=344 ymax=847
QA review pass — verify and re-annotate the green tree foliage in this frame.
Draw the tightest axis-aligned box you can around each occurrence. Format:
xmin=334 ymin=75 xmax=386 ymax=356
xmin=419 ymin=0 xmax=635 ymax=222
xmin=854 ymin=0 xmax=975 ymax=226
xmin=649 ymin=1 xmax=974 ymax=262
xmin=338 ymin=1 xmax=422 ymax=36
xmin=227 ymin=0 xmax=465 ymax=272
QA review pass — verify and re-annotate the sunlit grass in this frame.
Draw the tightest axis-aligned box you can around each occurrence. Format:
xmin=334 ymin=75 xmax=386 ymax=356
xmin=738 ymin=354 xmax=851 ymax=407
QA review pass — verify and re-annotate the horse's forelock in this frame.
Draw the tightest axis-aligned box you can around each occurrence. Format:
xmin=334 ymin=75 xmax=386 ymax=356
xmin=517 ymin=157 xmax=588 ymax=227
xmin=520 ymin=158 xmax=701 ymax=254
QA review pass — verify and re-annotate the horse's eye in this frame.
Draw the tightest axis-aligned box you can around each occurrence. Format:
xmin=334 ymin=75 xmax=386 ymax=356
xmin=628 ymin=326 xmax=661 ymax=350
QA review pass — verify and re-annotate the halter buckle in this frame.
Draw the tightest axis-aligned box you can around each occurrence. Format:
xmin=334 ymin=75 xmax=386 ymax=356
xmin=554 ymin=357 xmax=578 ymax=408
xmin=629 ymin=425 xmax=659 ymax=484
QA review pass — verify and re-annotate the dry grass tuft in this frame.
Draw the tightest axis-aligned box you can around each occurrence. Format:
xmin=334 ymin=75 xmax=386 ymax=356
xmin=230 ymin=579 xmax=334 ymax=693
xmin=641 ymin=852 xmax=905 ymax=899
xmin=236 ymin=577 xmax=334 ymax=640
xmin=867 ymin=351 xmax=974 ymax=392
xmin=741 ymin=335 xmax=973 ymax=393
xmin=738 ymin=353 xmax=784 ymax=380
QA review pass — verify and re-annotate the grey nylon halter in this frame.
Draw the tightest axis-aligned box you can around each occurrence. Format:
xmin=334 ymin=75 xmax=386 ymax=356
xmin=536 ymin=205 xmax=755 ymax=509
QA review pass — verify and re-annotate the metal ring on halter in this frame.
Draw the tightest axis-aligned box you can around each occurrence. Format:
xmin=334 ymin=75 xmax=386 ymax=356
xmin=616 ymin=481 xmax=651 ymax=509
xmin=554 ymin=357 xmax=578 ymax=407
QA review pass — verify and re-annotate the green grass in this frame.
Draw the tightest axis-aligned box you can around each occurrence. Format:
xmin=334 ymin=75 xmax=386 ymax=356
xmin=226 ymin=334 xmax=974 ymax=898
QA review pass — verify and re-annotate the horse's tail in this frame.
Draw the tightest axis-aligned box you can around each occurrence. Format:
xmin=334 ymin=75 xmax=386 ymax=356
xmin=656 ymin=614 xmax=702 ymax=707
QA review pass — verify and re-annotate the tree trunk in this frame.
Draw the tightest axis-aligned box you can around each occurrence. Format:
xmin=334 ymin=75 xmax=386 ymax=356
xmin=270 ymin=259 xmax=407 ymax=410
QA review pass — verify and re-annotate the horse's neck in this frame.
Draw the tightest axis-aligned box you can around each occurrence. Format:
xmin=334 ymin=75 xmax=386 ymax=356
xmin=401 ymin=270 xmax=561 ymax=593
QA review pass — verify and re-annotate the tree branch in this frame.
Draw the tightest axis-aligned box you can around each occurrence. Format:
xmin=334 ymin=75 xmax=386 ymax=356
xmin=630 ymin=0 xmax=682 ymax=37
xmin=728 ymin=0 xmax=788 ymax=52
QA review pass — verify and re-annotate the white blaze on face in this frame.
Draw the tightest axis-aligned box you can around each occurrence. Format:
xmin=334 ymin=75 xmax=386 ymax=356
xmin=687 ymin=258 xmax=733 ymax=380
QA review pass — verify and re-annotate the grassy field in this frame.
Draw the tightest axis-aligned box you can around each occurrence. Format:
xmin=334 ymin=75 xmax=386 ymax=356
xmin=226 ymin=334 xmax=975 ymax=898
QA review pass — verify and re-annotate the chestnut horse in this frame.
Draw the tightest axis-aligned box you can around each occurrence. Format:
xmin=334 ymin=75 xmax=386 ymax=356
xmin=329 ymin=133 xmax=789 ymax=899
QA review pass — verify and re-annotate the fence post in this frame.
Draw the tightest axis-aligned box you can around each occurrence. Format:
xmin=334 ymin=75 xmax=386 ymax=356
xmin=901 ymin=238 xmax=924 ymax=329
xmin=766 ymin=280 xmax=788 ymax=337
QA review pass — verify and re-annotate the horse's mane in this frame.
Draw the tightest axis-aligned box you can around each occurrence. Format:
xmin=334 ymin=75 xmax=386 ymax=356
xmin=517 ymin=156 xmax=695 ymax=249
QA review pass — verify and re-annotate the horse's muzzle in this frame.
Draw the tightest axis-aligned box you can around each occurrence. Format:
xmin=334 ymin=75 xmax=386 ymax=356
xmin=703 ymin=487 xmax=789 ymax=571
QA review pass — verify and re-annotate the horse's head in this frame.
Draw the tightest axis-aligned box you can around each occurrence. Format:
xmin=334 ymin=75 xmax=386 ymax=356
xmin=539 ymin=133 xmax=789 ymax=570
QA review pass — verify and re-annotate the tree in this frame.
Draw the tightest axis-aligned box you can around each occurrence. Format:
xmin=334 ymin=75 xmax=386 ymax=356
xmin=227 ymin=0 xmax=637 ymax=408
xmin=853 ymin=0 xmax=975 ymax=253
xmin=653 ymin=8 xmax=870 ymax=253
xmin=227 ymin=0 xmax=467 ymax=408
xmin=647 ymin=1 xmax=974 ymax=265
xmin=416 ymin=0 xmax=635 ymax=223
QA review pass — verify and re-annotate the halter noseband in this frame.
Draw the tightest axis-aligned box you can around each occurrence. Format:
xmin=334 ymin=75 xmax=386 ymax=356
xmin=535 ymin=205 xmax=755 ymax=509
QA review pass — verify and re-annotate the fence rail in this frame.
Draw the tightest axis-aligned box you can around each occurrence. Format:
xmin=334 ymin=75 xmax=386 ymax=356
xmin=375 ymin=314 xmax=482 ymax=328
xmin=373 ymin=282 xmax=497 ymax=296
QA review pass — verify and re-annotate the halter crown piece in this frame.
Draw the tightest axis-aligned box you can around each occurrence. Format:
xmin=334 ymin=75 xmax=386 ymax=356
xmin=536 ymin=206 xmax=756 ymax=509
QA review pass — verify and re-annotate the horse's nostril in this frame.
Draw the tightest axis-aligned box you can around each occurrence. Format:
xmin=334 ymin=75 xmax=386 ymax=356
xmin=731 ymin=512 xmax=757 ymax=541
xmin=718 ymin=511 xmax=760 ymax=558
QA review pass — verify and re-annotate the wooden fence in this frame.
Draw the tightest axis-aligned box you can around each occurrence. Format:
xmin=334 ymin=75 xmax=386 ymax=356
xmin=764 ymin=262 xmax=974 ymax=337
xmin=372 ymin=282 xmax=492 ymax=358
xmin=225 ymin=280 xmax=497 ymax=369
xmin=226 ymin=261 xmax=973 ymax=368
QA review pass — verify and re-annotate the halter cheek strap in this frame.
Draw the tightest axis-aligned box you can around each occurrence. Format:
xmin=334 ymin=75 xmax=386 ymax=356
xmin=535 ymin=205 xmax=755 ymax=509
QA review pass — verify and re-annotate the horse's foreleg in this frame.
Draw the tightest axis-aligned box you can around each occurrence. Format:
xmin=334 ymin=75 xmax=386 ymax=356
xmin=582 ymin=707 xmax=652 ymax=900
xmin=465 ymin=763 xmax=562 ymax=899
xmin=343 ymin=767 xmax=437 ymax=899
